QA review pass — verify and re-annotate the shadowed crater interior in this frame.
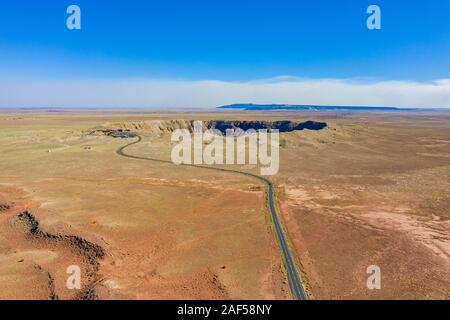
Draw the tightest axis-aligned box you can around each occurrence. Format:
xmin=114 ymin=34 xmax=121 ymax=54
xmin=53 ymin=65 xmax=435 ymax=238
xmin=207 ymin=120 xmax=327 ymax=133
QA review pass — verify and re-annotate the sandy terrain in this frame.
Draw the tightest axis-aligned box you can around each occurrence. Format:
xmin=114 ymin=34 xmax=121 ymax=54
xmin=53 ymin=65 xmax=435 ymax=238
xmin=275 ymin=112 xmax=450 ymax=299
xmin=0 ymin=112 xmax=288 ymax=299
xmin=0 ymin=110 xmax=449 ymax=299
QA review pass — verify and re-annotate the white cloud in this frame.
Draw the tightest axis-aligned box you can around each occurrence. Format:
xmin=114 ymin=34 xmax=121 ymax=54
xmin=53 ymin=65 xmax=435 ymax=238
xmin=1 ymin=77 xmax=450 ymax=108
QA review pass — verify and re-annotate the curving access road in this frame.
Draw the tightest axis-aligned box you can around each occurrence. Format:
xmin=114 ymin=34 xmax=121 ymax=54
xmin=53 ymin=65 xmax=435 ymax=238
xmin=116 ymin=135 xmax=307 ymax=300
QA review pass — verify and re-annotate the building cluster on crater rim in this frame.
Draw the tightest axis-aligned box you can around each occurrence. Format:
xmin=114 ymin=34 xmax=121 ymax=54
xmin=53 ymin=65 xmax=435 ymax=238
xmin=89 ymin=128 xmax=138 ymax=139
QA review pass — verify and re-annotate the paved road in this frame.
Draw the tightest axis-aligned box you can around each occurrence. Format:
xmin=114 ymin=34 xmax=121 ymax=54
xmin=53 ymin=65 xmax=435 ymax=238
xmin=116 ymin=135 xmax=307 ymax=300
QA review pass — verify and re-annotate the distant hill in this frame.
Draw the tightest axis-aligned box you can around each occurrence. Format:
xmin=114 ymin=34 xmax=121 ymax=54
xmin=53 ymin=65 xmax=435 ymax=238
xmin=217 ymin=104 xmax=416 ymax=111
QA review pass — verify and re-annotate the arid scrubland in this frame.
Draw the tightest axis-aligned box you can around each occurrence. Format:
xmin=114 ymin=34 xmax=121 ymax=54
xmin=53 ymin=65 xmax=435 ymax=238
xmin=0 ymin=111 xmax=449 ymax=299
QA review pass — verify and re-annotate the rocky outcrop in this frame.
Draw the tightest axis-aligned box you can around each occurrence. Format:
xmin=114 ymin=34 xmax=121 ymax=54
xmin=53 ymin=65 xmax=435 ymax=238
xmin=17 ymin=211 xmax=105 ymax=262
xmin=208 ymin=120 xmax=327 ymax=132
xmin=16 ymin=211 xmax=106 ymax=300
xmin=0 ymin=203 xmax=11 ymax=212
xmin=106 ymin=120 xmax=327 ymax=135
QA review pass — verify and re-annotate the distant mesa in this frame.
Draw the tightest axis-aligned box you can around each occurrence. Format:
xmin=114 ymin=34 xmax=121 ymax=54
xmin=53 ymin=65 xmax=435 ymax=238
xmin=217 ymin=104 xmax=415 ymax=111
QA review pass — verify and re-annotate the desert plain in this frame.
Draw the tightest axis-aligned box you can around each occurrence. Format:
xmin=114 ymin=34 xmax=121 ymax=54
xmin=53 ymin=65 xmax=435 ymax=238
xmin=0 ymin=110 xmax=449 ymax=300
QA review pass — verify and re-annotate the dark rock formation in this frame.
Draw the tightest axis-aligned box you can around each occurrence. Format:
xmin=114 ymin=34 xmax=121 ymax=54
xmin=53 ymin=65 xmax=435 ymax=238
xmin=207 ymin=120 xmax=327 ymax=133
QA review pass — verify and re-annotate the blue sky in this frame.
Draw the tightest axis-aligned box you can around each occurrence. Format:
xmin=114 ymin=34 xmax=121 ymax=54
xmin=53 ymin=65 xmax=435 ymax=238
xmin=0 ymin=0 xmax=449 ymax=108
